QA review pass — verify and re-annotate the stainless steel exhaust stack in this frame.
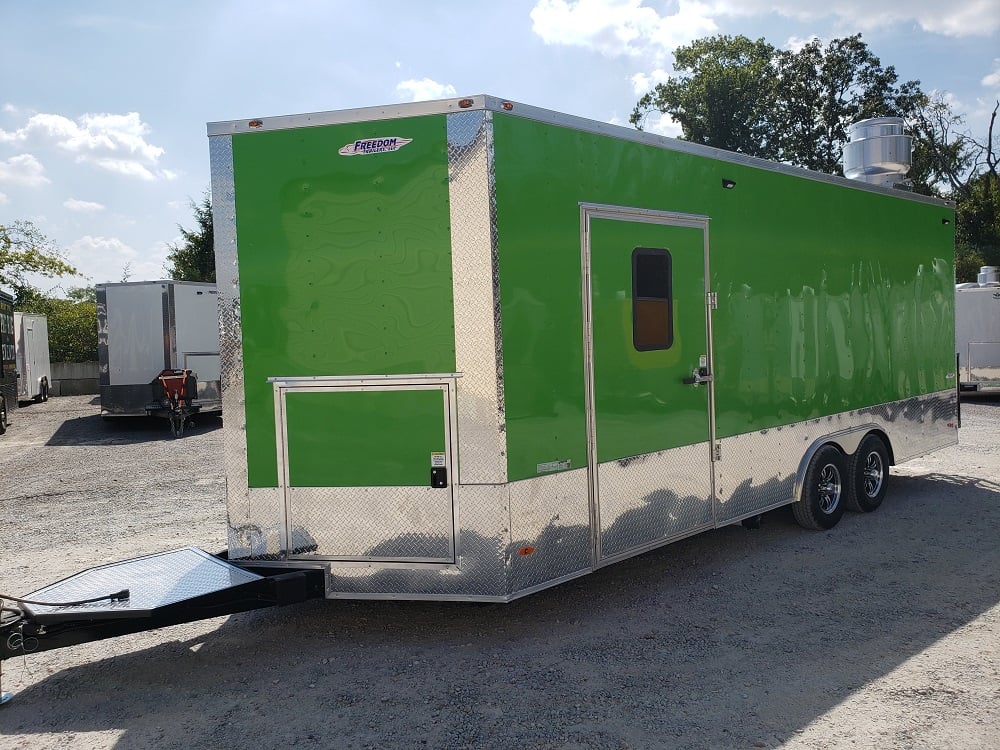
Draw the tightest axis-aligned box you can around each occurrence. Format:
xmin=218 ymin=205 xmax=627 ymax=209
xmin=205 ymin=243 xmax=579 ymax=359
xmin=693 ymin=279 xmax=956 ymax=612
xmin=843 ymin=117 xmax=913 ymax=188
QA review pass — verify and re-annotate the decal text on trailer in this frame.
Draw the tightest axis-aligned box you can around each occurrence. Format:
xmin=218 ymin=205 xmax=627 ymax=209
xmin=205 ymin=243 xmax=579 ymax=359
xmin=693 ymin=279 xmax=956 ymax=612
xmin=338 ymin=137 xmax=413 ymax=156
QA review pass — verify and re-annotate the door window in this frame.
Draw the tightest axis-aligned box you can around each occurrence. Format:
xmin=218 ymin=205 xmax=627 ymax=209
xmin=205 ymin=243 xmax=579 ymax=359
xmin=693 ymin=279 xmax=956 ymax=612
xmin=632 ymin=248 xmax=673 ymax=351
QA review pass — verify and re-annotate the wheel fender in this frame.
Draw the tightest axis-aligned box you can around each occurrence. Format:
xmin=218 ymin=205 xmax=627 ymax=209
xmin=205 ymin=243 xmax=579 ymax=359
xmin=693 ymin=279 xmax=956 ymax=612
xmin=792 ymin=423 xmax=881 ymax=501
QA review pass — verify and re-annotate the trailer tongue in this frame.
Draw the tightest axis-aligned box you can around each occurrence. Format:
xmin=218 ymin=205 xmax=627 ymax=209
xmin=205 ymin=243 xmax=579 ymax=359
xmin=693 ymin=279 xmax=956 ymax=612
xmin=1 ymin=548 xmax=325 ymax=665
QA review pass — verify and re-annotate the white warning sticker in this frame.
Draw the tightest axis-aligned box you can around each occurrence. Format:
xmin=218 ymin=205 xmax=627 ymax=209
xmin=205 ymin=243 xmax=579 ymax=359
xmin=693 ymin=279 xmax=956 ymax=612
xmin=431 ymin=452 xmax=446 ymax=468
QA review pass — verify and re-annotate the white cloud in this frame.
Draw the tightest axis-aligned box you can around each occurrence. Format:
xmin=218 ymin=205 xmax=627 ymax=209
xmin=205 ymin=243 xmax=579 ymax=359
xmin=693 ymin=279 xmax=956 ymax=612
xmin=0 ymin=192 xmax=8 ymax=205
xmin=85 ymin=157 xmax=157 ymax=181
xmin=701 ymin=0 xmax=999 ymax=37
xmin=69 ymin=235 xmax=136 ymax=261
xmin=0 ymin=110 xmax=169 ymax=180
xmin=983 ymin=60 xmax=1000 ymax=88
xmin=65 ymin=235 xmax=168 ymax=284
xmin=0 ymin=153 xmax=50 ymax=187
xmin=529 ymin=1 xmax=998 ymax=63
xmin=395 ymin=78 xmax=458 ymax=102
xmin=631 ymin=68 xmax=670 ymax=95
xmin=530 ymin=0 xmax=717 ymax=60
xmin=65 ymin=235 xmax=135 ymax=284
xmin=785 ymin=35 xmax=825 ymax=52
xmin=64 ymin=198 xmax=105 ymax=213
xmin=637 ymin=110 xmax=683 ymax=138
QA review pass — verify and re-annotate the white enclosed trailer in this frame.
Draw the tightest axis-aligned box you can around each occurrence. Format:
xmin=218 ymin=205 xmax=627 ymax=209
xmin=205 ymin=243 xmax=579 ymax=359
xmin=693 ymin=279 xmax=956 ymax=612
xmin=956 ymin=266 xmax=1000 ymax=392
xmin=13 ymin=312 xmax=52 ymax=403
xmin=96 ymin=281 xmax=222 ymax=416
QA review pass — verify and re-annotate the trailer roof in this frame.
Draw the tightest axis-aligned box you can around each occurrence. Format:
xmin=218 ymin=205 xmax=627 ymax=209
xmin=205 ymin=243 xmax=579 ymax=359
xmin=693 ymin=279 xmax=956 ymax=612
xmin=207 ymin=94 xmax=951 ymax=208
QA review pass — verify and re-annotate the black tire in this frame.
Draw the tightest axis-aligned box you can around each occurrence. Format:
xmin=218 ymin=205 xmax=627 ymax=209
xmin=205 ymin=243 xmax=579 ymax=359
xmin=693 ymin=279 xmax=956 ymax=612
xmin=0 ymin=397 xmax=7 ymax=435
xmin=846 ymin=434 xmax=890 ymax=513
xmin=793 ymin=444 xmax=846 ymax=530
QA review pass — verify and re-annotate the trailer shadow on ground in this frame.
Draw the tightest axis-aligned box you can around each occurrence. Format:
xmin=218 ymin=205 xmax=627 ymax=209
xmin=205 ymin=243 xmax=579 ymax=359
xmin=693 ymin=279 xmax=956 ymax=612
xmin=3 ymin=470 xmax=998 ymax=748
xmin=45 ymin=413 xmax=223 ymax=447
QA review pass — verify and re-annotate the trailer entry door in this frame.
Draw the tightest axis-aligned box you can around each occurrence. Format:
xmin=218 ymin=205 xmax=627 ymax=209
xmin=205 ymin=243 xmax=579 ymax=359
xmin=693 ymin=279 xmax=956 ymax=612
xmin=272 ymin=377 xmax=457 ymax=563
xmin=582 ymin=205 xmax=715 ymax=562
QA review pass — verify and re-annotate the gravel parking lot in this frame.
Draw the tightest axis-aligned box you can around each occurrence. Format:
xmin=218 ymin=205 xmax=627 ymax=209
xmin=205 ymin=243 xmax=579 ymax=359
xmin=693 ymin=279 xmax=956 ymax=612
xmin=1 ymin=394 xmax=998 ymax=749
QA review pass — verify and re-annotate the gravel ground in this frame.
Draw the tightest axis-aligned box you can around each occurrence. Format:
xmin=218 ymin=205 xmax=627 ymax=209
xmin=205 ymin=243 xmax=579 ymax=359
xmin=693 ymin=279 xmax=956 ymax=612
xmin=1 ymin=394 xmax=998 ymax=750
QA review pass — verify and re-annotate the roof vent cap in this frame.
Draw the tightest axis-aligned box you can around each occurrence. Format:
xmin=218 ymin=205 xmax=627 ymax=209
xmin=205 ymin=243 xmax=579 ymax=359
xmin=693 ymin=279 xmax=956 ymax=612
xmin=843 ymin=117 xmax=913 ymax=188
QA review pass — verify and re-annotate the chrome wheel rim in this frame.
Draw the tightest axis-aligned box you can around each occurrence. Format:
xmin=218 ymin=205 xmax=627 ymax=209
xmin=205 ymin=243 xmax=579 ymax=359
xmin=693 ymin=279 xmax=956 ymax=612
xmin=818 ymin=463 xmax=842 ymax=514
xmin=862 ymin=450 xmax=884 ymax=498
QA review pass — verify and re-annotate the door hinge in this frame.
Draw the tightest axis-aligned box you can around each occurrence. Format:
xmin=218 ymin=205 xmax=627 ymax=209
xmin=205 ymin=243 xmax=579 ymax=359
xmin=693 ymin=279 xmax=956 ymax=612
xmin=707 ymin=292 xmax=718 ymax=309
xmin=713 ymin=444 xmax=722 ymax=461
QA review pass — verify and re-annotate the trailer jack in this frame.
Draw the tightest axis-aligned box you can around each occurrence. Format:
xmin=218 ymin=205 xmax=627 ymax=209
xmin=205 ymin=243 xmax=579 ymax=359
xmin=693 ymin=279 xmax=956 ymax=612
xmin=0 ymin=547 xmax=326 ymax=702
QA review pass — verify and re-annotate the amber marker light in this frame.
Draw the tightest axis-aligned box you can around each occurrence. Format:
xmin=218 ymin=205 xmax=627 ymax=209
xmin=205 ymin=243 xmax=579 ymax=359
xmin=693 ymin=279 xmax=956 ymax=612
xmin=501 ymin=101 xmax=514 ymax=111
xmin=458 ymin=99 xmax=474 ymax=108
xmin=248 ymin=120 xmax=264 ymax=128
xmin=518 ymin=546 xmax=535 ymax=556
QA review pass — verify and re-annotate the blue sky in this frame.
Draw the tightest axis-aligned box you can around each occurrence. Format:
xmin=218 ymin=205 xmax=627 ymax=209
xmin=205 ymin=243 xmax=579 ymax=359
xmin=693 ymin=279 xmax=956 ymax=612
xmin=1 ymin=0 xmax=998 ymax=292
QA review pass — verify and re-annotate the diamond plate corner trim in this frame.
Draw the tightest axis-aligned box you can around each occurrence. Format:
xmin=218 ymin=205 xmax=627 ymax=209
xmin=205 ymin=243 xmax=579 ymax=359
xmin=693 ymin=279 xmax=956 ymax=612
xmin=210 ymin=135 xmax=253 ymax=556
xmin=508 ymin=468 xmax=592 ymax=596
xmin=227 ymin=488 xmax=285 ymax=559
xmin=447 ymin=110 xmax=507 ymax=485
xmin=714 ymin=390 xmax=959 ymax=523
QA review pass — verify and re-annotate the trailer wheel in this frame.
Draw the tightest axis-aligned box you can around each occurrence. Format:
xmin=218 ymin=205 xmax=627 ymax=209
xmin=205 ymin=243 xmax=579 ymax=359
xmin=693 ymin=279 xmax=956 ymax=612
xmin=846 ymin=434 xmax=889 ymax=513
xmin=793 ymin=445 xmax=846 ymax=530
xmin=0 ymin=397 xmax=7 ymax=435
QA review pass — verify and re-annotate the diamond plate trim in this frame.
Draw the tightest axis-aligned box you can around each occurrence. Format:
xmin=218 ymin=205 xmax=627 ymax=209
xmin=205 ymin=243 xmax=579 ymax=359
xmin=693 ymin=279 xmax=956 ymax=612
xmin=226 ymin=487 xmax=285 ymax=559
xmin=597 ymin=443 xmax=714 ymax=560
xmin=508 ymin=468 xmax=592 ymax=595
xmin=286 ymin=486 xmax=454 ymax=561
xmin=326 ymin=484 xmax=509 ymax=599
xmin=209 ymin=135 xmax=256 ymax=558
xmin=447 ymin=110 xmax=506 ymax=485
xmin=715 ymin=390 xmax=959 ymax=522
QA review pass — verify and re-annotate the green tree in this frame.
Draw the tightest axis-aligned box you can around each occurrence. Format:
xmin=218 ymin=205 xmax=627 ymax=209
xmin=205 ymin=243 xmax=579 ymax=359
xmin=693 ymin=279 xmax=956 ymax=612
xmin=166 ymin=192 xmax=215 ymax=282
xmin=631 ymin=35 xmax=779 ymax=158
xmin=773 ymin=35 xmax=923 ymax=174
xmin=631 ymin=34 xmax=922 ymax=174
xmin=932 ymin=101 xmax=999 ymax=281
xmin=0 ymin=220 xmax=77 ymax=297
xmin=955 ymin=171 xmax=1000 ymax=279
xmin=15 ymin=286 xmax=98 ymax=363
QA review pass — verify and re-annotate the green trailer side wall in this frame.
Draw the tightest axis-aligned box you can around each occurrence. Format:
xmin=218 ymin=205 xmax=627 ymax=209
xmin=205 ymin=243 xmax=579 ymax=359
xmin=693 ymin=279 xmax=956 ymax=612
xmin=231 ymin=116 xmax=456 ymax=488
xmin=491 ymin=114 xmax=954 ymax=482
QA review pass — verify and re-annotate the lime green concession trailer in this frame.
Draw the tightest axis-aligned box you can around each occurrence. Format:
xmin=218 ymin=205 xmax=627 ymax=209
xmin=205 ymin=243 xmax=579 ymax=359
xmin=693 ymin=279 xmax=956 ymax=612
xmin=207 ymin=95 xmax=957 ymax=601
